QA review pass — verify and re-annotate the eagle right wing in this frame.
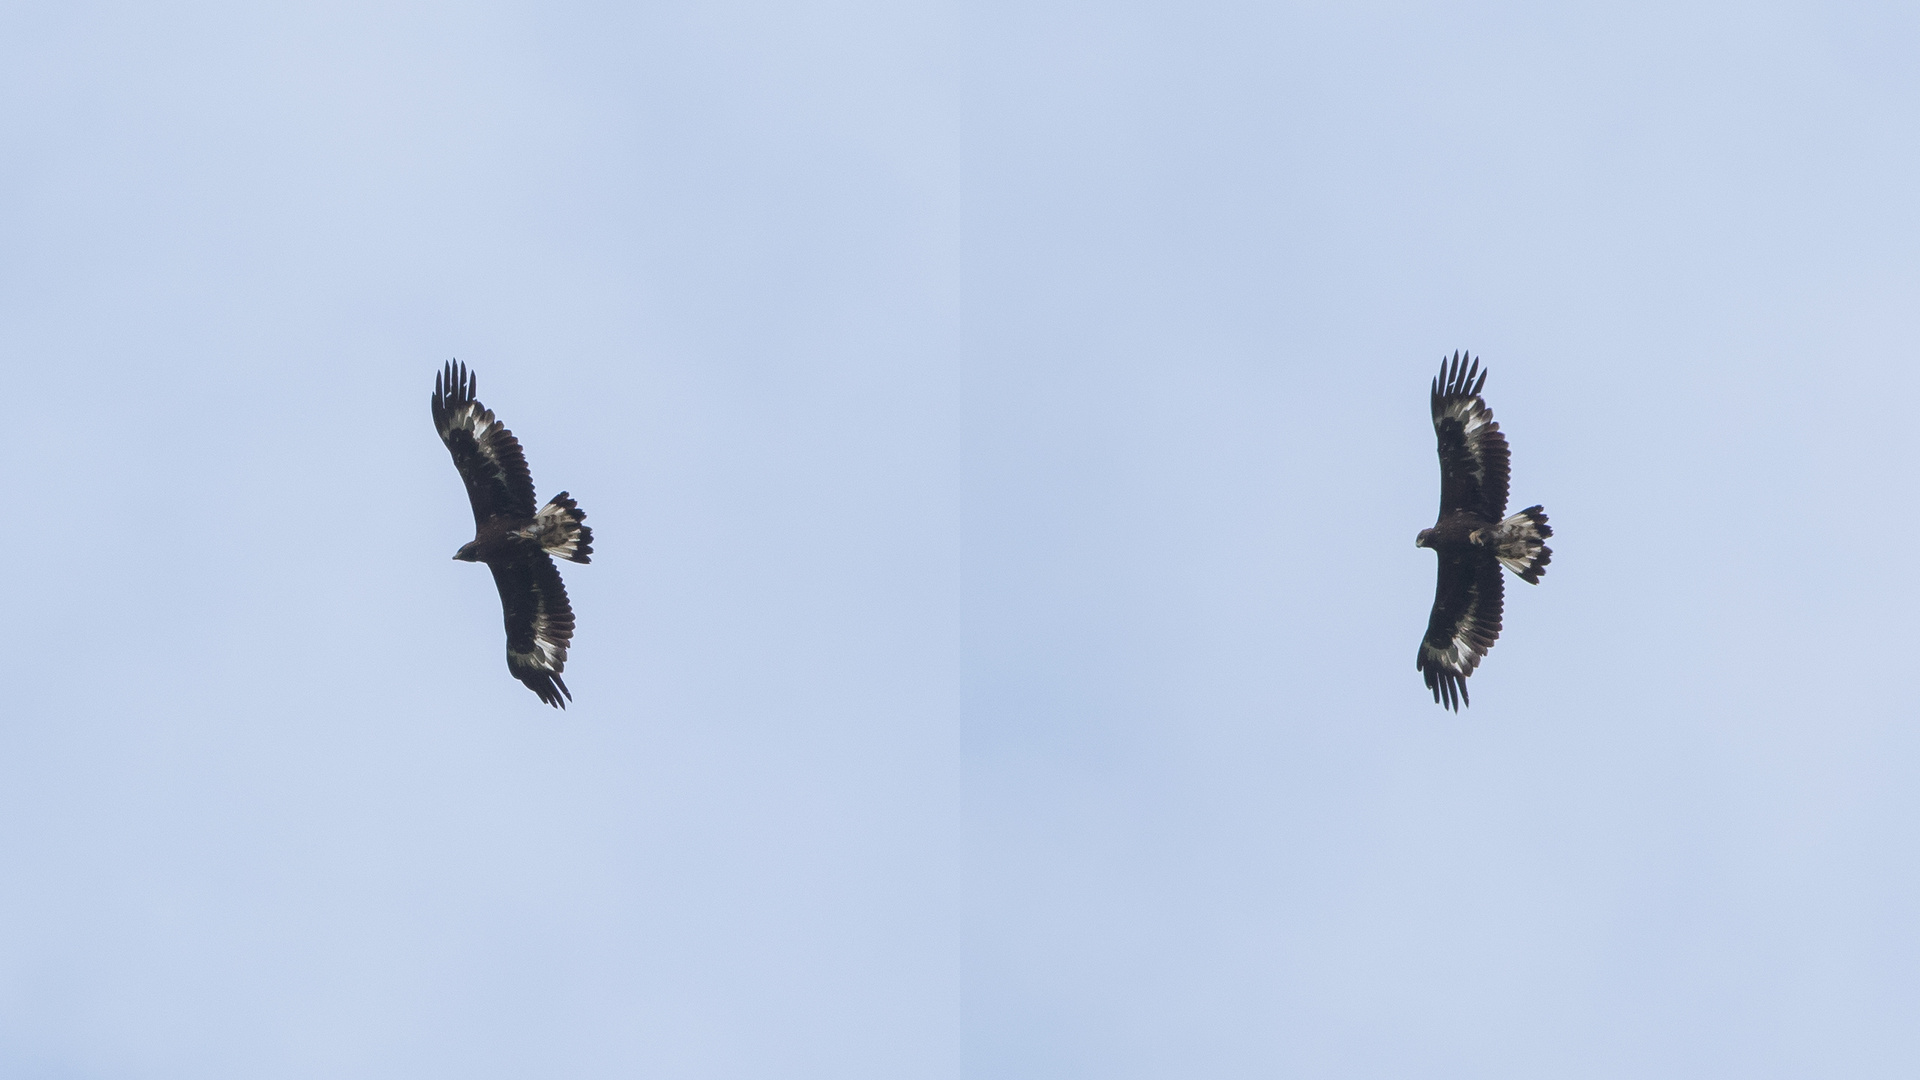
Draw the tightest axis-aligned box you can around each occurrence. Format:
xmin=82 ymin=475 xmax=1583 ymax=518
xmin=433 ymin=360 xmax=538 ymax=527
xmin=487 ymin=552 xmax=576 ymax=708
xmin=1416 ymin=552 xmax=1505 ymax=711
xmin=1431 ymin=352 xmax=1511 ymax=520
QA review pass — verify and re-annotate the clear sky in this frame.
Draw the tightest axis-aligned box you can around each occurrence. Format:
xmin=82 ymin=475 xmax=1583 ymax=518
xmin=4 ymin=2 xmax=1919 ymax=1077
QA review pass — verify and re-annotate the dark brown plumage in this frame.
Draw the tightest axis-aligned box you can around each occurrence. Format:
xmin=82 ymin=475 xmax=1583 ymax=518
xmin=432 ymin=360 xmax=593 ymax=708
xmin=1414 ymin=353 xmax=1551 ymax=710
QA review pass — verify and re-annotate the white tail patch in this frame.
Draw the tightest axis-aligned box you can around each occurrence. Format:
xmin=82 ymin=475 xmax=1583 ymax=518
xmin=1490 ymin=505 xmax=1552 ymax=583
xmin=517 ymin=492 xmax=594 ymax=564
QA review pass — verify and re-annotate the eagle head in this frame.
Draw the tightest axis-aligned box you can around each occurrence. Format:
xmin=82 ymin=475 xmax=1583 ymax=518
xmin=1415 ymin=528 xmax=1435 ymax=549
xmin=453 ymin=541 xmax=482 ymax=562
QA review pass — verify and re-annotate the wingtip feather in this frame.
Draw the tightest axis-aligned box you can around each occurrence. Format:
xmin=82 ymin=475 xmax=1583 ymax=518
xmin=1435 ymin=351 xmax=1487 ymax=400
xmin=432 ymin=358 xmax=482 ymax=421
xmin=521 ymin=669 xmax=572 ymax=709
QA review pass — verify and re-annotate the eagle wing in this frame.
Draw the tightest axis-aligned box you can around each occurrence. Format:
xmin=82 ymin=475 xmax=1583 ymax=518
xmin=487 ymin=552 xmax=576 ymax=708
xmin=1416 ymin=551 xmax=1505 ymax=711
xmin=1431 ymin=352 xmax=1510 ymax=520
xmin=433 ymin=360 xmax=538 ymax=527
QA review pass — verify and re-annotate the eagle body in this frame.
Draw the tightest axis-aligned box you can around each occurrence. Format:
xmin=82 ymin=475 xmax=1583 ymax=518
xmin=1416 ymin=510 xmax=1493 ymax=552
xmin=454 ymin=519 xmax=533 ymax=562
xmin=453 ymin=502 xmax=589 ymax=564
xmin=433 ymin=361 xmax=593 ymax=708
xmin=1414 ymin=353 xmax=1551 ymax=711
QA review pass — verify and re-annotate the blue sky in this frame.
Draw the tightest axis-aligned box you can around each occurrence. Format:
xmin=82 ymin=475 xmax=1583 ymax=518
xmin=4 ymin=1 xmax=1920 ymax=1077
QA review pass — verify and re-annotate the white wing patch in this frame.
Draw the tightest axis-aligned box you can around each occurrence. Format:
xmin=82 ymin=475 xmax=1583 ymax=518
xmin=1440 ymin=395 xmax=1492 ymax=433
xmin=1442 ymin=396 xmax=1497 ymax=482
xmin=510 ymin=606 xmax=567 ymax=672
xmin=1420 ymin=633 xmax=1484 ymax=675
xmin=442 ymin=399 xmax=490 ymax=437
xmin=1421 ymin=580 xmax=1496 ymax=677
xmin=444 ymin=401 xmax=507 ymax=463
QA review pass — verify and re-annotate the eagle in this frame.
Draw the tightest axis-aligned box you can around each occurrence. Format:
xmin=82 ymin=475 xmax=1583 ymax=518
xmin=432 ymin=360 xmax=593 ymax=708
xmin=1415 ymin=353 xmax=1551 ymax=710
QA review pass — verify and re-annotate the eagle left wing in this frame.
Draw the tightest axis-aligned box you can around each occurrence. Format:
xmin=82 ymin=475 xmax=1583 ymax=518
xmin=1431 ymin=352 xmax=1511 ymax=520
xmin=1417 ymin=552 xmax=1505 ymax=711
xmin=487 ymin=553 xmax=576 ymax=708
xmin=433 ymin=360 xmax=539 ymax=527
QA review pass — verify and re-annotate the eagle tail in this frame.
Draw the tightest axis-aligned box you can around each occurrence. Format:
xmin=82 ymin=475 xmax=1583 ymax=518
xmin=1493 ymin=505 xmax=1552 ymax=583
xmin=528 ymin=492 xmax=594 ymax=564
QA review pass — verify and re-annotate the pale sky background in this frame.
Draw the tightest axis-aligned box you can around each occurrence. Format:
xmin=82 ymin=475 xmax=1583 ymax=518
xmin=4 ymin=2 xmax=1920 ymax=1078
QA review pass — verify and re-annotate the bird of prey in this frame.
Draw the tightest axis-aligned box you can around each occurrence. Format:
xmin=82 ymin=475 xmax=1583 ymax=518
xmin=432 ymin=361 xmax=593 ymax=707
xmin=1415 ymin=353 xmax=1551 ymax=710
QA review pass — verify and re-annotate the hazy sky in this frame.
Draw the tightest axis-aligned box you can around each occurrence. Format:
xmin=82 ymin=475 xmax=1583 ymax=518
xmin=5 ymin=2 xmax=1920 ymax=1077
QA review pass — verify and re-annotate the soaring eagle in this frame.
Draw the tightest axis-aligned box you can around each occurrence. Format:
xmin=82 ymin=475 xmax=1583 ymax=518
xmin=1415 ymin=353 xmax=1551 ymax=710
xmin=432 ymin=361 xmax=593 ymax=708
